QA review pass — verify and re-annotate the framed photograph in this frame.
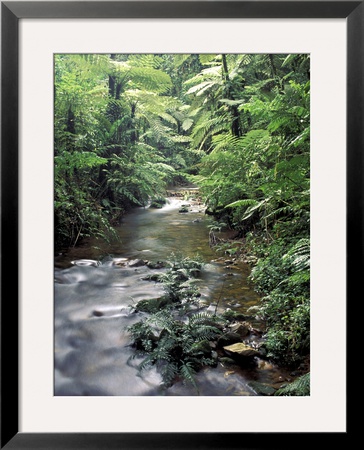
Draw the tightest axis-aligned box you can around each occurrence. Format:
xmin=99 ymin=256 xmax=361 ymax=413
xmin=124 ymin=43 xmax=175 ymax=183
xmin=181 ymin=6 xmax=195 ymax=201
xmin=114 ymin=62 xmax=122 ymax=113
xmin=1 ymin=1 xmax=356 ymax=448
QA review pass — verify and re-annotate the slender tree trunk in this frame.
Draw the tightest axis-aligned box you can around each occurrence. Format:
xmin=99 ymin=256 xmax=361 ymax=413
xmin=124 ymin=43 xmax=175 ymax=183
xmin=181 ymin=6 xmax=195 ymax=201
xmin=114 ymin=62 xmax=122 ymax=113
xmin=221 ymin=54 xmax=242 ymax=137
xmin=268 ymin=54 xmax=277 ymax=78
xmin=130 ymin=102 xmax=137 ymax=144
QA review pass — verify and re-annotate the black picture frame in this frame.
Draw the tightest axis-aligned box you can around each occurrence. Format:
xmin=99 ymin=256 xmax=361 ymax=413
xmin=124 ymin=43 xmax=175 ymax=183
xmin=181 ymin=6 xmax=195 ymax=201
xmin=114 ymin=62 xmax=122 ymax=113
xmin=1 ymin=1 xmax=356 ymax=448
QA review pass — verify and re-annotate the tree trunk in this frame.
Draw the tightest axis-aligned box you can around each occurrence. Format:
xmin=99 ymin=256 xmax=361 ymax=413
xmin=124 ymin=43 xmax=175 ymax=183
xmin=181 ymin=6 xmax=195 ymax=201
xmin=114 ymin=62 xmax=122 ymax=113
xmin=221 ymin=54 xmax=242 ymax=137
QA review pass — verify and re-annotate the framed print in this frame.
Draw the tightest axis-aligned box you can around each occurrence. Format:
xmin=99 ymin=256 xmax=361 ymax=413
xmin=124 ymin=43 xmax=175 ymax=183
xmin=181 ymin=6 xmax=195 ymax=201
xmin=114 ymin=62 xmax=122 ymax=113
xmin=1 ymin=0 xmax=357 ymax=448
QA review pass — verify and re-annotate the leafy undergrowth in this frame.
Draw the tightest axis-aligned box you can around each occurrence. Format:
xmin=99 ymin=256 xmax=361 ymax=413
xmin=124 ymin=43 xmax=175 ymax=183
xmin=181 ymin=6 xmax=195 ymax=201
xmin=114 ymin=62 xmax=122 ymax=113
xmin=127 ymin=253 xmax=225 ymax=392
xmin=128 ymin=310 xmax=223 ymax=392
xmin=127 ymin=251 xmax=310 ymax=395
xmin=275 ymin=372 xmax=310 ymax=396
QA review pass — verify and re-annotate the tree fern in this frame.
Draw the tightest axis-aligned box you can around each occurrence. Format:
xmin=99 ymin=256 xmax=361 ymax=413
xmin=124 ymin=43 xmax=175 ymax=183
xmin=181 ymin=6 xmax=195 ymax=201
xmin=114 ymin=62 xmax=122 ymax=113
xmin=185 ymin=80 xmax=216 ymax=96
xmin=173 ymin=54 xmax=192 ymax=68
xmin=198 ymin=54 xmax=218 ymax=65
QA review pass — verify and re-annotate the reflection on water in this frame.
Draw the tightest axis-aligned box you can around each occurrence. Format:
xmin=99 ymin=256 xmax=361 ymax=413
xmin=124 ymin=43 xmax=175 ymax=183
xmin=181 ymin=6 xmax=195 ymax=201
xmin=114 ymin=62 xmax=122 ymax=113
xmin=54 ymin=190 xmax=288 ymax=396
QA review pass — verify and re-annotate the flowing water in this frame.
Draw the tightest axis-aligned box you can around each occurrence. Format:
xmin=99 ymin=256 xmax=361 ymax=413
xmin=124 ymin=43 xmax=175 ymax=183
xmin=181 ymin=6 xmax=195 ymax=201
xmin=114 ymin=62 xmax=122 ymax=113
xmin=54 ymin=187 xmax=291 ymax=396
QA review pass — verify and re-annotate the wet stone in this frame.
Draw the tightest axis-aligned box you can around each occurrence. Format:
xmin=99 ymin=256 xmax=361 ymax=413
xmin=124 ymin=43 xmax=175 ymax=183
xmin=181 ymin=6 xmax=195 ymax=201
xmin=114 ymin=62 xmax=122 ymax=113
xmin=229 ymin=322 xmax=250 ymax=338
xmin=128 ymin=259 xmax=147 ymax=267
xmin=223 ymin=342 xmax=261 ymax=358
xmin=146 ymin=261 xmax=165 ymax=269
xmin=112 ymin=258 xmax=128 ymax=267
xmin=71 ymin=259 xmax=99 ymax=267
xmin=217 ymin=332 xmax=242 ymax=348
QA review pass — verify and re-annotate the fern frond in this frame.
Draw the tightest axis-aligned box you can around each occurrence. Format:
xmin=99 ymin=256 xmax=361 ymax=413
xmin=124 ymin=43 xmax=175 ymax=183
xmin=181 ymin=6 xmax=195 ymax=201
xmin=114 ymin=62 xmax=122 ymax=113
xmin=194 ymin=324 xmax=221 ymax=341
xmin=283 ymin=238 xmax=310 ymax=271
xmin=173 ymin=54 xmax=192 ymax=68
xmin=188 ymin=312 xmax=220 ymax=325
xmin=159 ymin=361 xmax=179 ymax=386
xmin=275 ymin=373 xmax=310 ymax=396
xmin=185 ymin=81 xmax=215 ymax=96
xmin=199 ymin=54 xmax=218 ymax=66
xmin=138 ymin=355 xmax=156 ymax=372
xmin=180 ymin=361 xmax=198 ymax=390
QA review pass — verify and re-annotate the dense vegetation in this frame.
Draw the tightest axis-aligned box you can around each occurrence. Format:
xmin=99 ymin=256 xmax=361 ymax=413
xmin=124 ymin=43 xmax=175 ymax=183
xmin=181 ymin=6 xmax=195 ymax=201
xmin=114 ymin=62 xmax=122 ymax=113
xmin=55 ymin=54 xmax=310 ymax=385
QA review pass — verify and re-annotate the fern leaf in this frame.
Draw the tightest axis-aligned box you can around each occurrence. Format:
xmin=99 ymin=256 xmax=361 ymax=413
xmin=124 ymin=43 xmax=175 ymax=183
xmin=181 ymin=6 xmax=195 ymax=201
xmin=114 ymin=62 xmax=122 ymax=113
xmin=180 ymin=361 xmax=198 ymax=390
xmin=159 ymin=361 xmax=179 ymax=386
xmin=275 ymin=373 xmax=310 ymax=396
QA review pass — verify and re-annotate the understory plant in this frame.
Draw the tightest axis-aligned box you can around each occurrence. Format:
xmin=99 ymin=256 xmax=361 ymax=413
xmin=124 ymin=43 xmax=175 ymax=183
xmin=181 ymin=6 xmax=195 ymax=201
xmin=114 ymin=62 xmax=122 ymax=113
xmin=127 ymin=310 xmax=223 ymax=392
xmin=127 ymin=253 xmax=224 ymax=391
xmin=249 ymin=237 xmax=310 ymax=368
xmin=275 ymin=372 xmax=310 ymax=396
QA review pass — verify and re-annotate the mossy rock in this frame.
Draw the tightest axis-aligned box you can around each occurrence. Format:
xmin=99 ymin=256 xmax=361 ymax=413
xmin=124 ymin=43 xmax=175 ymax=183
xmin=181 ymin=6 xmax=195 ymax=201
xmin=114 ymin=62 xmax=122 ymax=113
xmin=217 ymin=332 xmax=242 ymax=348
xmin=223 ymin=342 xmax=261 ymax=358
xmin=150 ymin=198 xmax=167 ymax=208
xmin=229 ymin=322 xmax=250 ymax=338
xmin=135 ymin=296 xmax=171 ymax=313
xmin=146 ymin=260 xmax=165 ymax=269
xmin=141 ymin=273 xmax=163 ymax=282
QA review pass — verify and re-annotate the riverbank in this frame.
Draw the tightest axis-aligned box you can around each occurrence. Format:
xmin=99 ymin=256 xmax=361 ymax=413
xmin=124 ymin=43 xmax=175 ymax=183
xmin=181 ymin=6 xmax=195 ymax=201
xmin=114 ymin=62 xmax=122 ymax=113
xmin=54 ymin=188 xmax=309 ymax=396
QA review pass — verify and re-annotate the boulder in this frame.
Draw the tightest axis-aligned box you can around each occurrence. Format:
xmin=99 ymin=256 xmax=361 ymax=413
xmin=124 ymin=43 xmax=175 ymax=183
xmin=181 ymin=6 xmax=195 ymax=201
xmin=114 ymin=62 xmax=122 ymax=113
xmin=141 ymin=273 xmax=162 ymax=282
xmin=223 ymin=342 xmax=260 ymax=358
xmin=229 ymin=322 xmax=250 ymax=338
xmin=149 ymin=198 xmax=167 ymax=209
xmin=135 ymin=296 xmax=171 ymax=313
xmin=146 ymin=260 xmax=165 ymax=269
xmin=112 ymin=258 xmax=128 ymax=267
xmin=128 ymin=259 xmax=146 ymax=267
xmin=217 ymin=332 xmax=242 ymax=348
xmin=222 ymin=309 xmax=247 ymax=322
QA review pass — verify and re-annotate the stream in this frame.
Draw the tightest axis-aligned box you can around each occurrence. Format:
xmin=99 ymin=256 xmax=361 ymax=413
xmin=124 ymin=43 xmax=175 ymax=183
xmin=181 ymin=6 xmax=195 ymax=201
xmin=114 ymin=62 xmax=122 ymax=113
xmin=54 ymin=187 xmax=292 ymax=396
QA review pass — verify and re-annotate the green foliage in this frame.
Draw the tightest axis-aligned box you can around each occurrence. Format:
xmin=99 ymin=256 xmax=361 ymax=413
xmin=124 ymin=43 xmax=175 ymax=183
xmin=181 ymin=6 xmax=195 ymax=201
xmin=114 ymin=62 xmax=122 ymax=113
xmin=260 ymin=294 xmax=310 ymax=365
xmin=54 ymin=175 xmax=118 ymax=249
xmin=127 ymin=310 xmax=222 ymax=391
xmin=182 ymin=55 xmax=310 ymax=368
xmin=54 ymin=152 xmax=108 ymax=173
xmin=54 ymin=52 xmax=310 ymax=372
xmin=128 ymin=254 xmax=225 ymax=391
xmin=248 ymin=236 xmax=310 ymax=366
xmin=148 ymin=253 xmax=204 ymax=309
xmin=275 ymin=372 xmax=310 ymax=396
xmin=283 ymin=238 xmax=310 ymax=272
xmin=54 ymin=54 xmax=194 ymax=249
xmin=149 ymin=197 xmax=167 ymax=208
